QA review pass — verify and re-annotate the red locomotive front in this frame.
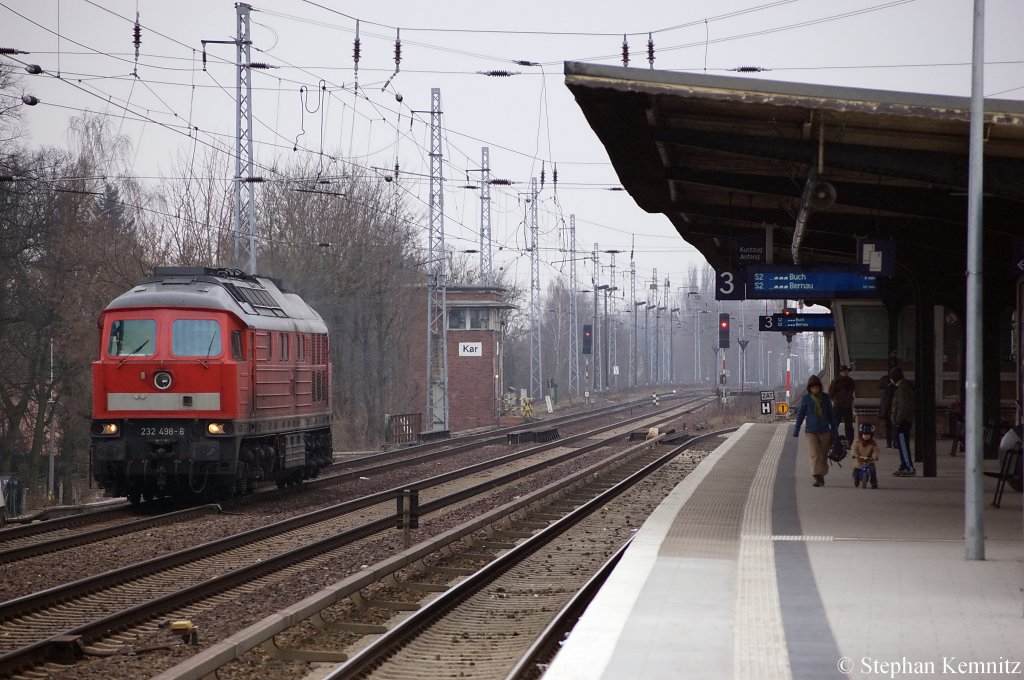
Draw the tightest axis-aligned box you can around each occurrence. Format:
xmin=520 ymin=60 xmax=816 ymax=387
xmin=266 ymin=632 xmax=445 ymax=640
xmin=91 ymin=267 xmax=332 ymax=503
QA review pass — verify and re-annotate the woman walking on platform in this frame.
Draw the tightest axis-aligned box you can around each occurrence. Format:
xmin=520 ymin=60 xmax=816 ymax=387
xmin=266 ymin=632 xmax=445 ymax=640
xmin=793 ymin=375 xmax=839 ymax=487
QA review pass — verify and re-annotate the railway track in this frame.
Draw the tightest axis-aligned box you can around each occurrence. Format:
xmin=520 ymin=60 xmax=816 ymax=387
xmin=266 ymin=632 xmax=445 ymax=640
xmin=153 ymin=428 xmax=734 ymax=680
xmin=0 ymin=505 xmax=221 ymax=565
xmin=323 ymin=430 xmax=735 ymax=680
xmin=0 ymin=393 xmax=710 ymax=574
xmin=0 ymin=399 xmax=712 ymax=677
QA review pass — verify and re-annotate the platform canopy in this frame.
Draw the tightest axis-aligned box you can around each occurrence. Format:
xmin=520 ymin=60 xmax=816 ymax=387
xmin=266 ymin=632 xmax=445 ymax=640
xmin=564 ymin=62 xmax=1024 ymax=309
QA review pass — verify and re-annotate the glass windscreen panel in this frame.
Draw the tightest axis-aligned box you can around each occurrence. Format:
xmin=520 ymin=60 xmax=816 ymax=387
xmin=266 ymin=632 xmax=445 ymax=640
xmin=108 ymin=319 xmax=157 ymax=357
xmin=172 ymin=319 xmax=222 ymax=357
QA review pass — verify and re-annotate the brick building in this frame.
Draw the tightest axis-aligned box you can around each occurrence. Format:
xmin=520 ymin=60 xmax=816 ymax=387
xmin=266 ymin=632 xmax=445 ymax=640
xmin=409 ymin=285 xmax=512 ymax=433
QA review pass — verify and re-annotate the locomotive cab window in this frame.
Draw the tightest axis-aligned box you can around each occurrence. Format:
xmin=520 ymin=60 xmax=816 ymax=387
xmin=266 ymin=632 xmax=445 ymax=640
xmin=230 ymin=330 xmax=243 ymax=360
xmin=108 ymin=319 xmax=156 ymax=357
xmin=172 ymin=319 xmax=222 ymax=357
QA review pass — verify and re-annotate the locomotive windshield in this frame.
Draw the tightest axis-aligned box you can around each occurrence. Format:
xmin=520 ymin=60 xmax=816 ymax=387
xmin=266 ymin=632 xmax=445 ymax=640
xmin=108 ymin=319 xmax=156 ymax=357
xmin=172 ymin=319 xmax=222 ymax=357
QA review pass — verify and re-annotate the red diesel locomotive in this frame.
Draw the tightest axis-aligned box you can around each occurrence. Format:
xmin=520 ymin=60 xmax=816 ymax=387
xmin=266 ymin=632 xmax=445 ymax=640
xmin=91 ymin=267 xmax=332 ymax=503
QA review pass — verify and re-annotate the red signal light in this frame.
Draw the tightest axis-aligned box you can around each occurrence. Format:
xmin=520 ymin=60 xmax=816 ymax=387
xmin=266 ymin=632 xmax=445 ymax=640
xmin=718 ymin=313 xmax=730 ymax=349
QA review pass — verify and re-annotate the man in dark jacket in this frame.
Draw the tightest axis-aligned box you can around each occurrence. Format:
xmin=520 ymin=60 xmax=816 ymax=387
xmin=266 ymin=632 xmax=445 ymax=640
xmin=829 ymin=365 xmax=856 ymax=446
xmin=890 ymin=367 xmax=916 ymax=476
xmin=878 ymin=374 xmax=896 ymax=448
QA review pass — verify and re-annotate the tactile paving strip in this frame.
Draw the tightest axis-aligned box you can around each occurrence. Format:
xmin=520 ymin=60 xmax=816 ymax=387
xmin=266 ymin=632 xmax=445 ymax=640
xmin=733 ymin=424 xmax=792 ymax=680
xmin=656 ymin=426 xmax=775 ymax=560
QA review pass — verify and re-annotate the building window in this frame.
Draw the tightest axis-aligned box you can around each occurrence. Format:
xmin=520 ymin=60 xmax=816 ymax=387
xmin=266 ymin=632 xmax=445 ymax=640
xmin=449 ymin=309 xmax=466 ymax=330
xmin=470 ymin=309 xmax=490 ymax=330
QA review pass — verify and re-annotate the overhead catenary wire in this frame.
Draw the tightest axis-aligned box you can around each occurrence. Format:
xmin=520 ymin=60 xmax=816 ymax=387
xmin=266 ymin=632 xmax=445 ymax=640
xmin=6 ymin=0 xmax=1007 ymax=290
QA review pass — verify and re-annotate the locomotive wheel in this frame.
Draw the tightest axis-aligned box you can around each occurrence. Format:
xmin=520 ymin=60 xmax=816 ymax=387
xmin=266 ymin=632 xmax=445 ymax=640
xmin=127 ymin=492 xmax=142 ymax=506
xmin=235 ymin=462 xmax=249 ymax=496
xmin=276 ymin=478 xmax=287 ymax=490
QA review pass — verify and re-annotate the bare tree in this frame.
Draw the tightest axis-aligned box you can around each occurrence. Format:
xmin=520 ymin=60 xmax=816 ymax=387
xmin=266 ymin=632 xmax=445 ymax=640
xmin=255 ymin=162 xmax=424 ymax=446
xmin=0 ymin=112 xmax=150 ymax=501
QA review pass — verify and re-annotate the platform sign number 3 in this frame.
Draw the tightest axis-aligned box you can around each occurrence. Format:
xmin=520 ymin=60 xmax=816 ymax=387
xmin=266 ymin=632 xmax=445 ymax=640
xmin=715 ymin=269 xmax=745 ymax=300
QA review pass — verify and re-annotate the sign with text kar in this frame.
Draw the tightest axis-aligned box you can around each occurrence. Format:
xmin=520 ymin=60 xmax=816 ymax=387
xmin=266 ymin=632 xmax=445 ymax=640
xmin=747 ymin=266 xmax=879 ymax=300
xmin=458 ymin=342 xmax=482 ymax=357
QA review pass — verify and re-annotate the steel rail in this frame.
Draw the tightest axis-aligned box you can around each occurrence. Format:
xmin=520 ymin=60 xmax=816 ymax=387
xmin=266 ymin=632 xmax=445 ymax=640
xmin=0 ymin=403 xmax=711 ymax=676
xmin=0 ymin=394 xmax=708 ymax=568
xmin=152 ymin=434 xmax=693 ymax=680
xmin=0 ymin=505 xmax=221 ymax=565
xmin=322 ymin=434 xmax=726 ymax=679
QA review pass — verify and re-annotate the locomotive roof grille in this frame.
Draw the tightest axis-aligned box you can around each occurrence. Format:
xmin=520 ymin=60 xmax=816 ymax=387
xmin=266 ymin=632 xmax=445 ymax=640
xmin=148 ymin=267 xmax=289 ymax=318
xmin=237 ymin=286 xmax=288 ymax=317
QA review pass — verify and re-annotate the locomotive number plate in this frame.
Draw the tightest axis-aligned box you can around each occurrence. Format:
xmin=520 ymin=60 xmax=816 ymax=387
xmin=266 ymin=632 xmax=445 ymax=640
xmin=140 ymin=427 xmax=186 ymax=437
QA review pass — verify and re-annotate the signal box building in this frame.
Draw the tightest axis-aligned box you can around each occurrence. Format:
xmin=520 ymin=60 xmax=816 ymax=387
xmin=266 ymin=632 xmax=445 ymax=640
xmin=409 ymin=285 xmax=511 ymax=433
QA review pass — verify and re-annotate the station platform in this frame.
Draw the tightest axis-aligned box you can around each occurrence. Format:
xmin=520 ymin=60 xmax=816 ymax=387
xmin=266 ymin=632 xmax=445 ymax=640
xmin=544 ymin=422 xmax=1023 ymax=679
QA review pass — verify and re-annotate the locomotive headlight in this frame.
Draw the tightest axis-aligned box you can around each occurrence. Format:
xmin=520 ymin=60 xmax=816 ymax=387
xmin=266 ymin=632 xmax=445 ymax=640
xmin=92 ymin=422 xmax=120 ymax=436
xmin=207 ymin=422 xmax=233 ymax=435
xmin=153 ymin=371 xmax=173 ymax=390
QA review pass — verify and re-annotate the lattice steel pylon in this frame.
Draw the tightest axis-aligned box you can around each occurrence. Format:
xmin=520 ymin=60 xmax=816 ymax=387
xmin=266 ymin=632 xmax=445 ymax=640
xmin=592 ymin=243 xmax=601 ymax=393
xmin=663 ymin=275 xmax=671 ymax=381
xmin=529 ymin=177 xmax=543 ymax=400
xmin=607 ymin=250 xmax=618 ymax=389
xmin=426 ymin=88 xmax=449 ymax=431
xmin=630 ymin=260 xmax=638 ymax=387
xmin=233 ymin=3 xmax=256 ymax=274
xmin=479 ymin=147 xmax=492 ymax=283
xmin=568 ymin=215 xmax=579 ymax=396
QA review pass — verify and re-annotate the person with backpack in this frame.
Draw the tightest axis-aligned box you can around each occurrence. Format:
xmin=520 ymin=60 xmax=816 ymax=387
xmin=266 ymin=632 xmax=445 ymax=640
xmin=793 ymin=374 xmax=839 ymax=487
xmin=828 ymin=365 xmax=856 ymax=447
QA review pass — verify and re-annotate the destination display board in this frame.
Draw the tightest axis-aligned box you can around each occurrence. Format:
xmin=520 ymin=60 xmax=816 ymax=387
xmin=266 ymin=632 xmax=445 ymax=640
xmin=747 ymin=266 xmax=878 ymax=299
xmin=759 ymin=314 xmax=836 ymax=332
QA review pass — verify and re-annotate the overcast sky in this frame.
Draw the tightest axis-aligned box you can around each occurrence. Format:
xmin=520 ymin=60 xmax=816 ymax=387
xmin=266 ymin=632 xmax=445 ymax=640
xmin=4 ymin=0 xmax=1023 ymax=301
